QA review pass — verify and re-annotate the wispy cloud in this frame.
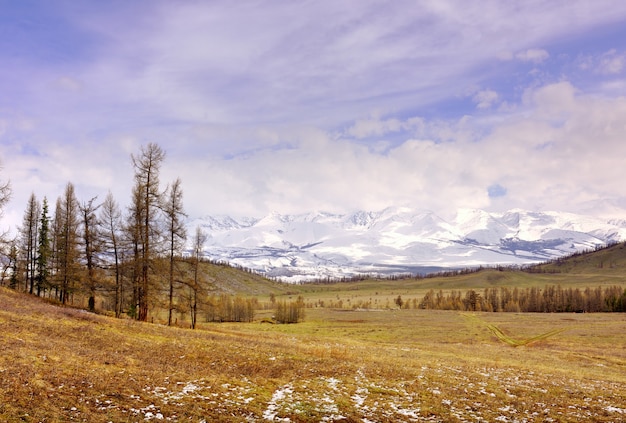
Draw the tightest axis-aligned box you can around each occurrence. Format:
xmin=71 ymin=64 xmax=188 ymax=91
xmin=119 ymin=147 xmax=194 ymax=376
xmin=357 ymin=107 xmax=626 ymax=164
xmin=515 ymin=49 xmax=550 ymax=64
xmin=597 ymin=49 xmax=625 ymax=74
xmin=2 ymin=1 xmax=626 ymax=231
xmin=473 ymin=90 xmax=499 ymax=109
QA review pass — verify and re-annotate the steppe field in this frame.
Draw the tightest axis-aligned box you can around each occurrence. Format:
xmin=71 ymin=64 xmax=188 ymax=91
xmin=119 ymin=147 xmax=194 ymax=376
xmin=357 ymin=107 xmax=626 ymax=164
xmin=1 ymin=283 xmax=625 ymax=422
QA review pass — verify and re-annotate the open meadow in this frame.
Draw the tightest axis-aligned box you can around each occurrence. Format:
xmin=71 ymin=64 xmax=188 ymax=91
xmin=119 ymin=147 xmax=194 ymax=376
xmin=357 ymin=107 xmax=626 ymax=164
xmin=1 ymin=286 xmax=625 ymax=422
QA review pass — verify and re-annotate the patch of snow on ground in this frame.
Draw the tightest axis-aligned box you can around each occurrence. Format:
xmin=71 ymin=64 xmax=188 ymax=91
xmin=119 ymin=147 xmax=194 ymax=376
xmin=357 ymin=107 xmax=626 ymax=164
xmin=263 ymin=384 xmax=294 ymax=421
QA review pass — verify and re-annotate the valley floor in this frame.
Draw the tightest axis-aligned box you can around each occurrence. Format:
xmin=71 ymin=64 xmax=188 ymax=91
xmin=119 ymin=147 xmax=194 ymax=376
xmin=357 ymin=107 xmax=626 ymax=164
xmin=1 ymin=288 xmax=625 ymax=422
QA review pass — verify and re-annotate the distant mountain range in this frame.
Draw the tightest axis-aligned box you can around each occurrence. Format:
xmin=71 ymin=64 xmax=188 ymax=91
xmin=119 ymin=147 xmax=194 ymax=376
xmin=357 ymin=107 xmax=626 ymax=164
xmin=188 ymin=207 xmax=626 ymax=282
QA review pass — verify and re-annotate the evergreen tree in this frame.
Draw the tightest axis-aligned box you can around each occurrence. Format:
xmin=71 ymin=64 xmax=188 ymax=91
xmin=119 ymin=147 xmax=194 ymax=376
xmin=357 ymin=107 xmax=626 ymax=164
xmin=6 ymin=240 xmax=19 ymax=289
xmin=35 ymin=198 xmax=50 ymax=296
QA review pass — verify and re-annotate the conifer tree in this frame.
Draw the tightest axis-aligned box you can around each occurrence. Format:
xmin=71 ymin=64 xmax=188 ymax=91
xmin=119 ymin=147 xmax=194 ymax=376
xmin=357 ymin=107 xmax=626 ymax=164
xmin=35 ymin=198 xmax=50 ymax=296
xmin=0 ymin=165 xmax=10 ymax=241
xmin=4 ymin=240 xmax=19 ymax=290
xmin=131 ymin=143 xmax=165 ymax=321
xmin=20 ymin=193 xmax=39 ymax=294
xmin=100 ymin=192 xmax=123 ymax=317
xmin=80 ymin=197 xmax=101 ymax=311
xmin=189 ymin=226 xmax=206 ymax=329
xmin=163 ymin=177 xmax=187 ymax=326
xmin=56 ymin=182 xmax=80 ymax=305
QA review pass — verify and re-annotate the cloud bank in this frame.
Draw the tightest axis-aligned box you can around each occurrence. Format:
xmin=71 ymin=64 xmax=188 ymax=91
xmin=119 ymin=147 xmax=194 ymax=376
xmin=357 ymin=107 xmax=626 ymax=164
xmin=1 ymin=1 xmax=626 ymax=232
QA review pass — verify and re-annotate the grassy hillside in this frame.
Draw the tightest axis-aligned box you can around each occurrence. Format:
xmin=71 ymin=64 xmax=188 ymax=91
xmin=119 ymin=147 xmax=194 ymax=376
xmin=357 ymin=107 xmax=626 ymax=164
xmin=277 ymin=243 xmax=626 ymax=301
xmin=1 ymin=286 xmax=625 ymax=422
xmin=531 ymin=241 xmax=626 ymax=275
xmin=160 ymin=244 xmax=626 ymax=304
xmin=166 ymin=247 xmax=626 ymax=320
xmin=195 ymin=260 xmax=297 ymax=296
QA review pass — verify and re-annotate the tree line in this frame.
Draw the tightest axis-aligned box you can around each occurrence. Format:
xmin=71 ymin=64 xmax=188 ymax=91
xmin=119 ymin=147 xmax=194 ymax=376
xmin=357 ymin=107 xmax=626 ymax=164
xmin=417 ymin=285 xmax=626 ymax=312
xmin=0 ymin=143 xmax=209 ymax=325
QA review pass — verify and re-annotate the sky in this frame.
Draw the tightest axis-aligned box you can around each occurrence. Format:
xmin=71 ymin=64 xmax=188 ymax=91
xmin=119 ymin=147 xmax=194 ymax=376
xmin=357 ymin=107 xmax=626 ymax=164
xmin=2 ymin=0 xmax=626 ymax=233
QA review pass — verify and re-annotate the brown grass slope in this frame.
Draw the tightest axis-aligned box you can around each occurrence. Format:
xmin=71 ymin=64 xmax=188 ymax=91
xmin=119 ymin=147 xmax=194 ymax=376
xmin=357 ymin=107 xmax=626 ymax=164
xmin=194 ymin=260 xmax=296 ymax=296
xmin=174 ymin=243 xmax=626 ymax=302
xmin=2 ymin=286 xmax=626 ymax=422
xmin=299 ymin=242 xmax=626 ymax=296
xmin=532 ymin=241 xmax=626 ymax=275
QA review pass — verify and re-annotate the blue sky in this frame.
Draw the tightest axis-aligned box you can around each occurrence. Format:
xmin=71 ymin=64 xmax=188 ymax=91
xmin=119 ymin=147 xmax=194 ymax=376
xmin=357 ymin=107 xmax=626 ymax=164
xmin=1 ymin=0 xmax=626 ymax=230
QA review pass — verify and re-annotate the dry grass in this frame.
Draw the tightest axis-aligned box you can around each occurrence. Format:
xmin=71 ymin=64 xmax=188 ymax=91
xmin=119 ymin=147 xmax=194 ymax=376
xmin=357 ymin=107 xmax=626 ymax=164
xmin=1 ymin=287 xmax=625 ymax=422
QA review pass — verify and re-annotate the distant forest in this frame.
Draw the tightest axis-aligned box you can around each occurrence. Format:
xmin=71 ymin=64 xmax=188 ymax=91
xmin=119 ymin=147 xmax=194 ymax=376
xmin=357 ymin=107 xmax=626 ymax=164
xmin=417 ymin=284 xmax=626 ymax=313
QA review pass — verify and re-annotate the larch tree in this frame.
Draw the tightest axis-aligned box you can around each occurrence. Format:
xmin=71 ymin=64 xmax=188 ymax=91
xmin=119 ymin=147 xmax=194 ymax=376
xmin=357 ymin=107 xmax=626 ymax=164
xmin=49 ymin=198 xmax=64 ymax=299
xmin=80 ymin=196 xmax=101 ymax=311
xmin=163 ymin=177 xmax=187 ymax=326
xmin=56 ymin=182 xmax=81 ymax=305
xmin=100 ymin=191 xmax=123 ymax=317
xmin=0 ymin=163 xmax=10 ymax=227
xmin=131 ymin=143 xmax=166 ymax=321
xmin=0 ymin=165 xmax=9 ymax=287
xmin=189 ymin=226 xmax=207 ymax=329
xmin=20 ymin=193 xmax=40 ymax=294
xmin=0 ymin=168 xmax=10 ymax=250
xmin=126 ymin=183 xmax=144 ymax=319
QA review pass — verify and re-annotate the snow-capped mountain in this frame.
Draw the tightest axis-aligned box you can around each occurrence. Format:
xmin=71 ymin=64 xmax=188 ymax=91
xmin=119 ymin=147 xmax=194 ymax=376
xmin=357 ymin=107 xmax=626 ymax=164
xmin=187 ymin=207 xmax=626 ymax=282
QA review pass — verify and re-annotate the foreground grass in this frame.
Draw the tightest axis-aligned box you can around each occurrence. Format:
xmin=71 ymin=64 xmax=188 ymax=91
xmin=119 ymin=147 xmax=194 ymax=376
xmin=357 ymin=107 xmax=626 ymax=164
xmin=1 ymin=287 xmax=625 ymax=422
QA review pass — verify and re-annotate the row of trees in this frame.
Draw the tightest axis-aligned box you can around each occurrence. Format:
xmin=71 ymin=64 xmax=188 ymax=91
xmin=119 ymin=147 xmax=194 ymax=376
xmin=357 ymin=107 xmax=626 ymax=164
xmin=418 ymin=285 xmax=626 ymax=312
xmin=274 ymin=296 xmax=306 ymax=323
xmin=0 ymin=143 xmax=209 ymax=325
xmin=204 ymin=294 xmax=257 ymax=323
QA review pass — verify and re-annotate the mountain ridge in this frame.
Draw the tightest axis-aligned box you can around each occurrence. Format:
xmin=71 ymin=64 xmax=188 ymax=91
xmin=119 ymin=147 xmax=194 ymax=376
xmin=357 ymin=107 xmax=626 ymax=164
xmin=188 ymin=207 xmax=626 ymax=282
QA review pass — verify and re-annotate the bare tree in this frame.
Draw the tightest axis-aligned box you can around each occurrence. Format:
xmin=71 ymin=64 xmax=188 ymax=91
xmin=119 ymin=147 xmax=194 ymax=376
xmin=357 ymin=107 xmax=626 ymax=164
xmin=80 ymin=196 xmax=101 ymax=311
xmin=0 ymin=166 xmax=10 ymax=288
xmin=126 ymin=183 xmax=144 ymax=319
xmin=56 ymin=182 xmax=80 ymax=305
xmin=19 ymin=193 xmax=40 ymax=294
xmin=49 ymin=198 xmax=64 ymax=300
xmin=189 ymin=226 xmax=207 ymax=329
xmin=163 ymin=178 xmax=187 ymax=326
xmin=131 ymin=143 xmax=165 ymax=321
xmin=100 ymin=192 xmax=124 ymax=317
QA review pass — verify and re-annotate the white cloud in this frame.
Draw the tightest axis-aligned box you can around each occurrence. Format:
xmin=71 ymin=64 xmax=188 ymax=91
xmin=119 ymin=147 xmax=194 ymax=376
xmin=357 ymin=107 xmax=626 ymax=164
xmin=577 ymin=49 xmax=626 ymax=75
xmin=203 ymin=81 xmax=626 ymax=219
xmin=473 ymin=90 xmax=499 ymax=109
xmin=523 ymin=81 xmax=577 ymax=118
xmin=515 ymin=48 xmax=550 ymax=63
xmin=3 ymin=80 xmax=626 ymax=234
xmin=598 ymin=49 xmax=625 ymax=74
xmin=345 ymin=115 xmax=407 ymax=139
xmin=4 ymin=2 xmax=626 ymax=234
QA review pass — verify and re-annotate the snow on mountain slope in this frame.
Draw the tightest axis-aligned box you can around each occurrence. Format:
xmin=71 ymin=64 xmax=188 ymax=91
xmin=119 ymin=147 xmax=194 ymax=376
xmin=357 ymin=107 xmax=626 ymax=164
xmin=187 ymin=208 xmax=626 ymax=282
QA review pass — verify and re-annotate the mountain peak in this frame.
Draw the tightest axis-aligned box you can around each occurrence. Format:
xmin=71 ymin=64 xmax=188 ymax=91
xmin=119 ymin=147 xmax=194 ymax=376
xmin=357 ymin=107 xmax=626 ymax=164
xmin=190 ymin=208 xmax=626 ymax=282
